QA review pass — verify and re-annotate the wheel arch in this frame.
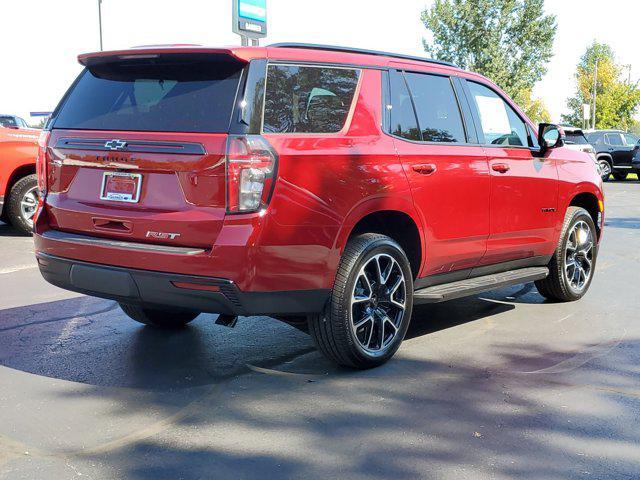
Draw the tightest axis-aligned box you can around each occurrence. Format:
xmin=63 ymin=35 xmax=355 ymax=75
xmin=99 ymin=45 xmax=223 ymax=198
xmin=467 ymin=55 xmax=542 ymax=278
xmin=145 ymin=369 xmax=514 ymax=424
xmin=335 ymin=201 xmax=424 ymax=279
xmin=596 ymin=153 xmax=613 ymax=164
xmin=1 ymin=163 xmax=36 ymax=218
xmin=4 ymin=163 xmax=36 ymax=198
xmin=568 ymin=191 xmax=602 ymax=239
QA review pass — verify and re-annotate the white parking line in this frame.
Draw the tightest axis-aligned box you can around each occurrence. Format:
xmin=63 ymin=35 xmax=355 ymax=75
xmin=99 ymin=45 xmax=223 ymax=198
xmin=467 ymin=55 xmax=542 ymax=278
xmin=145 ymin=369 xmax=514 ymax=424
xmin=0 ymin=264 xmax=37 ymax=274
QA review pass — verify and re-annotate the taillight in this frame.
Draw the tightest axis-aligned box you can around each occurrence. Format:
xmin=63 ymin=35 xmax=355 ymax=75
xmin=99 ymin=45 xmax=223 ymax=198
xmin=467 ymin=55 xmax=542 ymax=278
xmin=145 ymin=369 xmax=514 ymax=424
xmin=226 ymin=135 xmax=277 ymax=213
xmin=36 ymin=130 xmax=51 ymax=195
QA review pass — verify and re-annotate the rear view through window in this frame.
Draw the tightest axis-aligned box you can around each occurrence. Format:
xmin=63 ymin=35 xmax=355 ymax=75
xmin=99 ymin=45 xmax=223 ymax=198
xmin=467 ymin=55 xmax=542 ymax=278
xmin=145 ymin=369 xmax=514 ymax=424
xmin=53 ymin=56 xmax=244 ymax=133
xmin=263 ymin=65 xmax=360 ymax=134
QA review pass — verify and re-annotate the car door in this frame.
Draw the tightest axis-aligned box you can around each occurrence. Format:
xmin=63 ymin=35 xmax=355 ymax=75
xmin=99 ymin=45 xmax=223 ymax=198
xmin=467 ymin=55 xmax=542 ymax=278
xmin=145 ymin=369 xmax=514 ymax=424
xmin=386 ymin=69 xmax=490 ymax=278
xmin=605 ymin=132 xmax=634 ymax=168
xmin=464 ymin=80 xmax=559 ymax=265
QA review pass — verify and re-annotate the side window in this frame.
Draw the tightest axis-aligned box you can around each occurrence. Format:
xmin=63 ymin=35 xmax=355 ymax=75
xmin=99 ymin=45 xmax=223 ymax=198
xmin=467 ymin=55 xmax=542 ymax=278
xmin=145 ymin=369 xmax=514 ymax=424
xmin=389 ymin=71 xmax=421 ymax=141
xmin=587 ymin=133 xmax=602 ymax=145
xmin=468 ymin=81 xmax=528 ymax=147
xmin=263 ymin=65 xmax=360 ymax=134
xmin=403 ymin=72 xmax=466 ymax=143
xmin=605 ymin=133 xmax=624 ymax=146
xmin=623 ymin=133 xmax=638 ymax=147
xmin=0 ymin=116 xmax=17 ymax=128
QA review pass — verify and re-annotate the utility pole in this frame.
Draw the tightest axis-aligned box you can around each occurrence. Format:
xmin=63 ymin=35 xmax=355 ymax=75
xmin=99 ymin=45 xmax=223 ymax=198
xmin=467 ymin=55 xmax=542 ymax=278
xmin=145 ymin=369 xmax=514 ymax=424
xmin=591 ymin=59 xmax=598 ymax=130
xmin=98 ymin=0 xmax=103 ymax=51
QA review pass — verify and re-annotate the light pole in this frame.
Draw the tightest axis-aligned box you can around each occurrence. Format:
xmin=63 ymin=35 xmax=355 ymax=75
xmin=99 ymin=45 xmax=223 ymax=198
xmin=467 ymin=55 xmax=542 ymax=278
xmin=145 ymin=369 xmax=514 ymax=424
xmin=98 ymin=0 xmax=103 ymax=51
xmin=591 ymin=59 xmax=598 ymax=130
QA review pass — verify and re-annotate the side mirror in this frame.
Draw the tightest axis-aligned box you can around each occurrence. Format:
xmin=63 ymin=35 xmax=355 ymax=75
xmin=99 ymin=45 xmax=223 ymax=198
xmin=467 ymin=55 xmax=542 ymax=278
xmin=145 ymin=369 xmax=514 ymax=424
xmin=538 ymin=123 xmax=565 ymax=154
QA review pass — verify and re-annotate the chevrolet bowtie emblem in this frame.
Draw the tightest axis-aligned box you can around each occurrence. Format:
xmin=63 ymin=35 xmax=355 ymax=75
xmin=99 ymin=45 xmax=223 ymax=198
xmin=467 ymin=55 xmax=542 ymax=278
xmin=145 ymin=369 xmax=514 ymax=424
xmin=104 ymin=139 xmax=128 ymax=151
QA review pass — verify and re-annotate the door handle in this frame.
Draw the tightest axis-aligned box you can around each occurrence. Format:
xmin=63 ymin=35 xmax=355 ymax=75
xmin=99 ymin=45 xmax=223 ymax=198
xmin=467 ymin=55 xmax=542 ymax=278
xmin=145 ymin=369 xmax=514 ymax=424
xmin=492 ymin=163 xmax=510 ymax=173
xmin=412 ymin=163 xmax=437 ymax=175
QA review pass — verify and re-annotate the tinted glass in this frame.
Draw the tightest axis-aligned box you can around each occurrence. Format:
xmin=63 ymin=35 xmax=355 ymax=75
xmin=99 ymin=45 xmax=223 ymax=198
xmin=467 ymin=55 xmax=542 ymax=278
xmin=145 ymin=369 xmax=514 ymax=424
xmin=54 ymin=57 xmax=244 ymax=133
xmin=586 ymin=132 xmax=603 ymax=145
xmin=565 ymin=132 xmax=589 ymax=145
xmin=0 ymin=116 xmax=17 ymax=128
xmin=623 ymin=133 xmax=639 ymax=146
xmin=263 ymin=65 xmax=360 ymax=134
xmin=404 ymin=72 xmax=465 ymax=143
xmin=389 ymin=72 xmax=420 ymax=141
xmin=468 ymin=81 xmax=528 ymax=147
xmin=605 ymin=133 xmax=624 ymax=146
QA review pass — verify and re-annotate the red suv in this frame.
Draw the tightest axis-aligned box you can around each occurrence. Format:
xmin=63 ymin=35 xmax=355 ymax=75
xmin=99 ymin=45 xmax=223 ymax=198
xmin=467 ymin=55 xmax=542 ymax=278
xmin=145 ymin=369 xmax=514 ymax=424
xmin=1 ymin=123 xmax=39 ymax=234
xmin=34 ymin=44 xmax=604 ymax=368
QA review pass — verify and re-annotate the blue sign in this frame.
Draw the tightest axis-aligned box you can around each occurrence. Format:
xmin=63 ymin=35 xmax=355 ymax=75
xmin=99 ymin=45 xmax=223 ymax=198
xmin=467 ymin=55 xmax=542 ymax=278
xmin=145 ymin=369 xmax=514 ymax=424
xmin=238 ymin=0 xmax=266 ymax=22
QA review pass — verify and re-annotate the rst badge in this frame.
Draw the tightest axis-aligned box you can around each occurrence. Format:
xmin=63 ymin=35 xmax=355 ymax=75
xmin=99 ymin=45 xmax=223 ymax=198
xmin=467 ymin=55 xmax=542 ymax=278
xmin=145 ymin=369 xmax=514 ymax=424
xmin=146 ymin=231 xmax=181 ymax=240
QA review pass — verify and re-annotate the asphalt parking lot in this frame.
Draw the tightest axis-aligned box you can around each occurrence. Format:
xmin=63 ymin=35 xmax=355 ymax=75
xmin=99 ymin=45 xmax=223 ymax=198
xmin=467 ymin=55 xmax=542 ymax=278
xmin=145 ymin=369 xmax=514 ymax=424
xmin=1 ymin=181 xmax=639 ymax=480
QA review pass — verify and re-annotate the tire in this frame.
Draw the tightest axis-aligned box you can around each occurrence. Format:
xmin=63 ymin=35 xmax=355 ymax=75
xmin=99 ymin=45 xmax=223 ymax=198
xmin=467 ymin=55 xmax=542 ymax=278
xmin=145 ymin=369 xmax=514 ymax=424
xmin=612 ymin=171 xmax=628 ymax=181
xmin=119 ymin=303 xmax=200 ymax=328
xmin=535 ymin=207 xmax=598 ymax=302
xmin=308 ymin=233 xmax=413 ymax=369
xmin=598 ymin=159 xmax=612 ymax=182
xmin=6 ymin=174 xmax=38 ymax=235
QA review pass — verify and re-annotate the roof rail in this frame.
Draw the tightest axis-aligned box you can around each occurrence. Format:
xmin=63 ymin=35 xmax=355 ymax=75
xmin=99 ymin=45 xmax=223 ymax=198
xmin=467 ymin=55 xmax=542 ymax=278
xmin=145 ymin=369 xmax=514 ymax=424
xmin=269 ymin=43 xmax=458 ymax=68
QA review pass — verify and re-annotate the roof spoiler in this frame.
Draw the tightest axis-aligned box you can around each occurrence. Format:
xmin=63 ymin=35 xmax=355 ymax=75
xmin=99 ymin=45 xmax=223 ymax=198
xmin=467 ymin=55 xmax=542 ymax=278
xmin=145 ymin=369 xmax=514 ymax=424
xmin=78 ymin=46 xmax=254 ymax=67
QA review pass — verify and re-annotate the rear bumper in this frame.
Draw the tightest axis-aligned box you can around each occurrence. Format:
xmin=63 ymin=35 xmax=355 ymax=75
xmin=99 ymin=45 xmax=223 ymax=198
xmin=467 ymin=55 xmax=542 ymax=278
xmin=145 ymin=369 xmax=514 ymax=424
xmin=36 ymin=253 xmax=330 ymax=316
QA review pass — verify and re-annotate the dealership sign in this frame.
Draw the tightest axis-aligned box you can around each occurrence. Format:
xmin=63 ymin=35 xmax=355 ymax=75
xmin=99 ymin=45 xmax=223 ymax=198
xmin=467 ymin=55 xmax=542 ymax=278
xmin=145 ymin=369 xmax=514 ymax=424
xmin=232 ymin=0 xmax=267 ymax=41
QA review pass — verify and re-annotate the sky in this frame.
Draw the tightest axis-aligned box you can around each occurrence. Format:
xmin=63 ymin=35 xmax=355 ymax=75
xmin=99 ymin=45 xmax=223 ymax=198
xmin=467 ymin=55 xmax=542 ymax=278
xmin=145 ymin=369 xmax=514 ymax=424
xmin=0 ymin=0 xmax=638 ymax=125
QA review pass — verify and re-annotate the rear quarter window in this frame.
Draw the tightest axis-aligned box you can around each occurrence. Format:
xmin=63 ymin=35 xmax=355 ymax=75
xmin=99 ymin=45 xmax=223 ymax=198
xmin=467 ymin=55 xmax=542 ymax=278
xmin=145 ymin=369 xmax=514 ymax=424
xmin=263 ymin=64 xmax=360 ymax=134
xmin=53 ymin=56 xmax=244 ymax=133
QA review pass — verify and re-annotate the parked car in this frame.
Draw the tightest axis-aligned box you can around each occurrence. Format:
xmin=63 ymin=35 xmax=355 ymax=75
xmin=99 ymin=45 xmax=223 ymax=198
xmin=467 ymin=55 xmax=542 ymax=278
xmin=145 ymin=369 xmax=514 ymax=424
xmin=633 ymin=141 xmax=640 ymax=174
xmin=34 ymin=44 xmax=604 ymax=368
xmin=585 ymin=129 xmax=639 ymax=181
xmin=0 ymin=114 xmax=30 ymax=129
xmin=0 ymin=124 xmax=39 ymax=234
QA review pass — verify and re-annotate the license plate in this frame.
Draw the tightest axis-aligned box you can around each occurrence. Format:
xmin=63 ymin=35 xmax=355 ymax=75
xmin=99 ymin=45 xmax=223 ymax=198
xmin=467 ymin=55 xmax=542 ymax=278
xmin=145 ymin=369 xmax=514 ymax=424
xmin=100 ymin=172 xmax=142 ymax=203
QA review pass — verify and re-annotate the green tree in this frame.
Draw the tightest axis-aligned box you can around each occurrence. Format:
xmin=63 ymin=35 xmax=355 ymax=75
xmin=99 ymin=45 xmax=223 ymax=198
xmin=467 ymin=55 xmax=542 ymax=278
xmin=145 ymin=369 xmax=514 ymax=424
xmin=422 ymin=0 xmax=556 ymax=117
xmin=521 ymin=90 xmax=552 ymax=123
xmin=562 ymin=42 xmax=640 ymax=130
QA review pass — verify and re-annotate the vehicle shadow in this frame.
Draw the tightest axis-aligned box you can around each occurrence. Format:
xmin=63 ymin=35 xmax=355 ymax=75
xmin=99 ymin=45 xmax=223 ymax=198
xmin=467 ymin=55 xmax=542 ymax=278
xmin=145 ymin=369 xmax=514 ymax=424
xmin=0 ymin=291 xmax=515 ymax=389
xmin=604 ymin=217 xmax=640 ymax=230
xmin=1 ymin=294 xmax=639 ymax=478
xmin=0 ymin=221 xmax=28 ymax=238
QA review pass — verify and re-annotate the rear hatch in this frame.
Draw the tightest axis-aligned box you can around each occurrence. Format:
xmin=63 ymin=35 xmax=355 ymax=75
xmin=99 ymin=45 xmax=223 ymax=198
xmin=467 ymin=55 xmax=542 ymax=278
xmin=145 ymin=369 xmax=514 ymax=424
xmin=45 ymin=52 xmax=246 ymax=248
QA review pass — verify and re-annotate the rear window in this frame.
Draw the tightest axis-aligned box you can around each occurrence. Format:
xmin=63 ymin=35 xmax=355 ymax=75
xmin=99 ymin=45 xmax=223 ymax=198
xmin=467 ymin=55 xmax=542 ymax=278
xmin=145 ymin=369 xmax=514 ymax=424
xmin=263 ymin=64 xmax=360 ymax=134
xmin=565 ymin=132 xmax=589 ymax=145
xmin=53 ymin=56 xmax=244 ymax=133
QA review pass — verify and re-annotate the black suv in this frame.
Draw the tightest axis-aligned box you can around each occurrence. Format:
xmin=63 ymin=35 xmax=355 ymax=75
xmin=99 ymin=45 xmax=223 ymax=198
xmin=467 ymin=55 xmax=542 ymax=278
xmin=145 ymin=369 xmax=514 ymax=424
xmin=586 ymin=130 xmax=640 ymax=181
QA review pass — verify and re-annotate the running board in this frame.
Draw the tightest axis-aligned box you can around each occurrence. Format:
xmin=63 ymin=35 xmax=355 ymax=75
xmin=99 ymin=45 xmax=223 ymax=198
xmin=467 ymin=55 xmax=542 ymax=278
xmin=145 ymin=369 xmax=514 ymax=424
xmin=413 ymin=266 xmax=549 ymax=304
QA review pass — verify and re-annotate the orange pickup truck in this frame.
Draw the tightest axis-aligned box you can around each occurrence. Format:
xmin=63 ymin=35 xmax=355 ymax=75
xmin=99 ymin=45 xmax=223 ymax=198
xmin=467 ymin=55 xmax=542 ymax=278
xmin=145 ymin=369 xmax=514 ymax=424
xmin=0 ymin=119 xmax=39 ymax=234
